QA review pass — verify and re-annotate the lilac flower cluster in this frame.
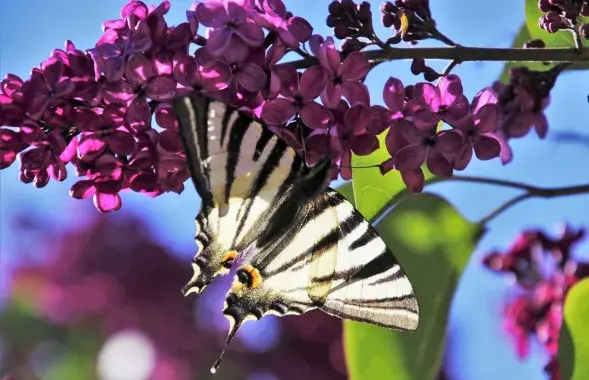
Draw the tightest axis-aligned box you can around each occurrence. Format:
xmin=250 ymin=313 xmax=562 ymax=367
xmin=483 ymin=226 xmax=589 ymax=380
xmin=0 ymin=0 xmax=552 ymax=211
xmin=538 ymin=0 xmax=589 ymax=38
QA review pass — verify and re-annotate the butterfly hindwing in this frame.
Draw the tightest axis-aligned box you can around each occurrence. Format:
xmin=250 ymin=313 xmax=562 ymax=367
xmin=213 ymin=188 xmax=419 ymax=369
xmin=173 ymin=92 xmax=305 ymax=295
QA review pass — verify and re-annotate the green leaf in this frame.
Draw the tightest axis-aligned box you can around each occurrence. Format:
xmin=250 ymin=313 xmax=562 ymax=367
xmin=350 ymin=132 xmax=434 ymax=219
xmin=336 ymin=181 xmax=355 ymax=204
xmin=558 ymin=278 xmax=589 ymax=380
xmin=524 ymin=0 xmax=589 ymax=71
xmin=344 ymin=193 xmax=484 ymax=380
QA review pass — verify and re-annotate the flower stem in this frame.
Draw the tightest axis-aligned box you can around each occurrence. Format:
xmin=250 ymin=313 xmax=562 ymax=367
xmin=289 ymin=46 xmax=589 ymax=69
xmin=368 ymin=174 xmax=589 ymax=225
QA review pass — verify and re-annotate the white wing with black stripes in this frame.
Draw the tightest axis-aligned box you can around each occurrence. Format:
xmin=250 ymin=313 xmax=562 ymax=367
xmin=172 ymin=92 xmax=307 ymax=295
xmin=211 ymin=189 xmax=419 ymax=373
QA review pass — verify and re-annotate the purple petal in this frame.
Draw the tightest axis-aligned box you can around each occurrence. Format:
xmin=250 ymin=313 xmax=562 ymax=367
xmin=380 ymin=157 xmax=395 ymax=174
xmin=383 ymin=77 xmax=405 ymax=114
xmin=121 ymin=1 xmax=148 ymax=19
xmin=435 ymin=130 xmax=463 ymax=156
xmin=155 ymin=103 xmax=178 ymax=130
xmin=472 ymin=87 xmax=499 ymax=113
xmin=351 ymin=134 xmax=379 ymax=156
xmin=473 ymin=134 xmax=501 ymax=160
xmin=106 ymin=130 xmax=136 ymax=155
xmin=41 ymin=56 xmax=64 ymax=88
xmin=534 ymin=113 xmax=548 ymax=139
xmin=70 ymin=180 xmax=97 ymax=199
xmin=124 ymin=54 xmax=154 ymax=88
xmin=261 ymin=98 xmax=296 ymax=125
xmin=287 ymin=16 xmax=313 ymax=43
xmin=205 ymin=28 xmax=233 ymax=56
xmin=300 ymin=101 xmax=330 ymax=129
xmin=103 ymin=80 xmax=136 ymax=104
xmin=385 ymin=119 xmax=411 ymax=156
xmin=93 ymin=192 xmax=122 ymax=212
xmin=318 ymin=43 xmax=340 ymax=75
xmin=308 ymin=34 xmax=324 ymax=56
xmin=369 ymin=105 xmax=394 ymax=135
xmin=236 ymin=63 xmax=267 ymax=92
xmin=414 ymin=82 xmax=440 ymax=111
xmin=393 ymin=144 xmax=426 ymax=171
xmin=339 ymin=149 xmax=353 ymax=180
xmin=401 ymin=169 xmax=425 ymax=192
xmin=145 ymin=76 xmax=177 ymax=100
xmin=339 ymin=52 xmax=370 ymax=81
xmin=438 ymin=74 xmax=463 ymax=107
xmin=474 ymin=104 xmax=499 ymax=133
xmin=321 ymin=81 xmax=341 ymax=109
xmin=274 ymin=64 xmax=299 ymax=98
xmin=127 ymin=97 xmax=151 ymax=130
xmin=426 ymin=149 xmax=453 ymax=177
xmin=344 ymin=104 xmax=369 ymax=134
xmin=341 ymin=81 xmax=370 ymax=107
xmin=453 ymin=142 xmax=473 ymax=171
xmin=235 ymin=20 xmax=265 ymax=46
xmin=47 ymin=157 xmax=67 ymax=181
xmin=442 ymin=95 xmax=470 ymax=126
xmin=201 ymin=60 xmax=232 ymax=91
xmin=126 ymin=20 xmax=153 ymax=54
xmin=299 ymin=66 xmax=326 ymax=100
xmin=78 ymin=135 xmax=107 ymax=162
xmin=196 ymin=1 xmax=227 ymax=27
xmin=159 ymin=129 xmax=183 ymax=153
xmin=0 ymin=150 xmax=17 ymax=169
xmin=413 ymin=109 xmax=440 ymax=128
xmin=305 ymin=129 xmax=330 ymax=166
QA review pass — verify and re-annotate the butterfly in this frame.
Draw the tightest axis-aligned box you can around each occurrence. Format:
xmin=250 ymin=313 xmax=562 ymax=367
xmin=172 ymin=92 xmax=420 ymax=374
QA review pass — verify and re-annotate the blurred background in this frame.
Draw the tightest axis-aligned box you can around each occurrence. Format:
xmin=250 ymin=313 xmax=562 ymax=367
xmin=1 ymin=1 xmax=589 ymax=379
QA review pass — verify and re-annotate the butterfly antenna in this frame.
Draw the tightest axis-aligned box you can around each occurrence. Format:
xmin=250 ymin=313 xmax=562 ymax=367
xmin=210 ymin=316 xmax=242 ymax=374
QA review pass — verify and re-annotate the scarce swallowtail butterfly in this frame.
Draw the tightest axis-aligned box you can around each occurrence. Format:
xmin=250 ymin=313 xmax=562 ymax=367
xmin=173 ymin=92 xmax=420 ymax=374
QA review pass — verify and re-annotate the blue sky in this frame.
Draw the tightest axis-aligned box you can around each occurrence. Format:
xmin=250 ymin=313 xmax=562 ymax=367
xmin=1 ymin=1 xmax=589 ymax=379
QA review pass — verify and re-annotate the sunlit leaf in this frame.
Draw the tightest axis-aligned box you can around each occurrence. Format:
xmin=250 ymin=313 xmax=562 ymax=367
xmin=558 ymin=278 xmax=589 ymax=380
xmin=344 ymin=194 xmax=484 ymax=380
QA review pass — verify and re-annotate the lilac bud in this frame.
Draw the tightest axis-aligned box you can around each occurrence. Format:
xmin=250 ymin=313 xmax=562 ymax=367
xmin=382 ymin=1 xmax=397 ymax=13
xmin=328 ymin=1 xmax=343 ymax=16
xmin=326 ymin=14 xmax=338 ymax=27
xmin=334 ymin=23 xmax=352 ymax=38
xmin=410 ymin=57 xmax=426 ymax=75
xmin=382 ymin=12 xmax=396 ymax=27
xmin=524 ymin=39 xmax=546 ymax=48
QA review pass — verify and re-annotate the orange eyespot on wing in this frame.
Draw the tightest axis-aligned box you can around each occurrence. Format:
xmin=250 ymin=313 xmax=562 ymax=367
xmin=221 ymin=250 xmax=238 ymax=268
xmin=242 ymin=264 xmax=263 ymax=288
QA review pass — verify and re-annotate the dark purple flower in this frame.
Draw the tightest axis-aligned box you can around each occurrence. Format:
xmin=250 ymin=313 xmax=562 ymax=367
xmin=72 ymin=105 xmax=136 ymax=162
xmin=252 ymin=0 xmax=313 ymax=47
xmin=18 ymin=121 xmax=69 ymax=187
xmin=196 ymin=0 xmax=264 ymax=57
xmin=103 ymin=54 xmax=176 ymax=130
xmin=154 ymin=103 xmax=182 ymax=153
xmin=261 ymin=64 xmax=330 ymax=129
xmin=330 ymin=103 xmax=378 ymax=180
xmin=453 ymin=88 xmax=501 ymax=170
xmin=24 ymin=57 xmax=76 ymax=120
xmin=412 ymin=74 xmax=470 ymax=128
xmin=390 ymin=121 xmax=462 ymax=177
xmin=369 ymin=77 xmax=405 ymax=134
xmin=173 ymin=54 xmax=232 ymax=95
xmin=317 ymin=42 xmax=370 ymax=108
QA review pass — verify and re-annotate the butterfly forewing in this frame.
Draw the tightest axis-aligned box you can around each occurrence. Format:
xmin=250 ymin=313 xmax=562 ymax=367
xmin=173 ymin=93 xmax=305 ymax=295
